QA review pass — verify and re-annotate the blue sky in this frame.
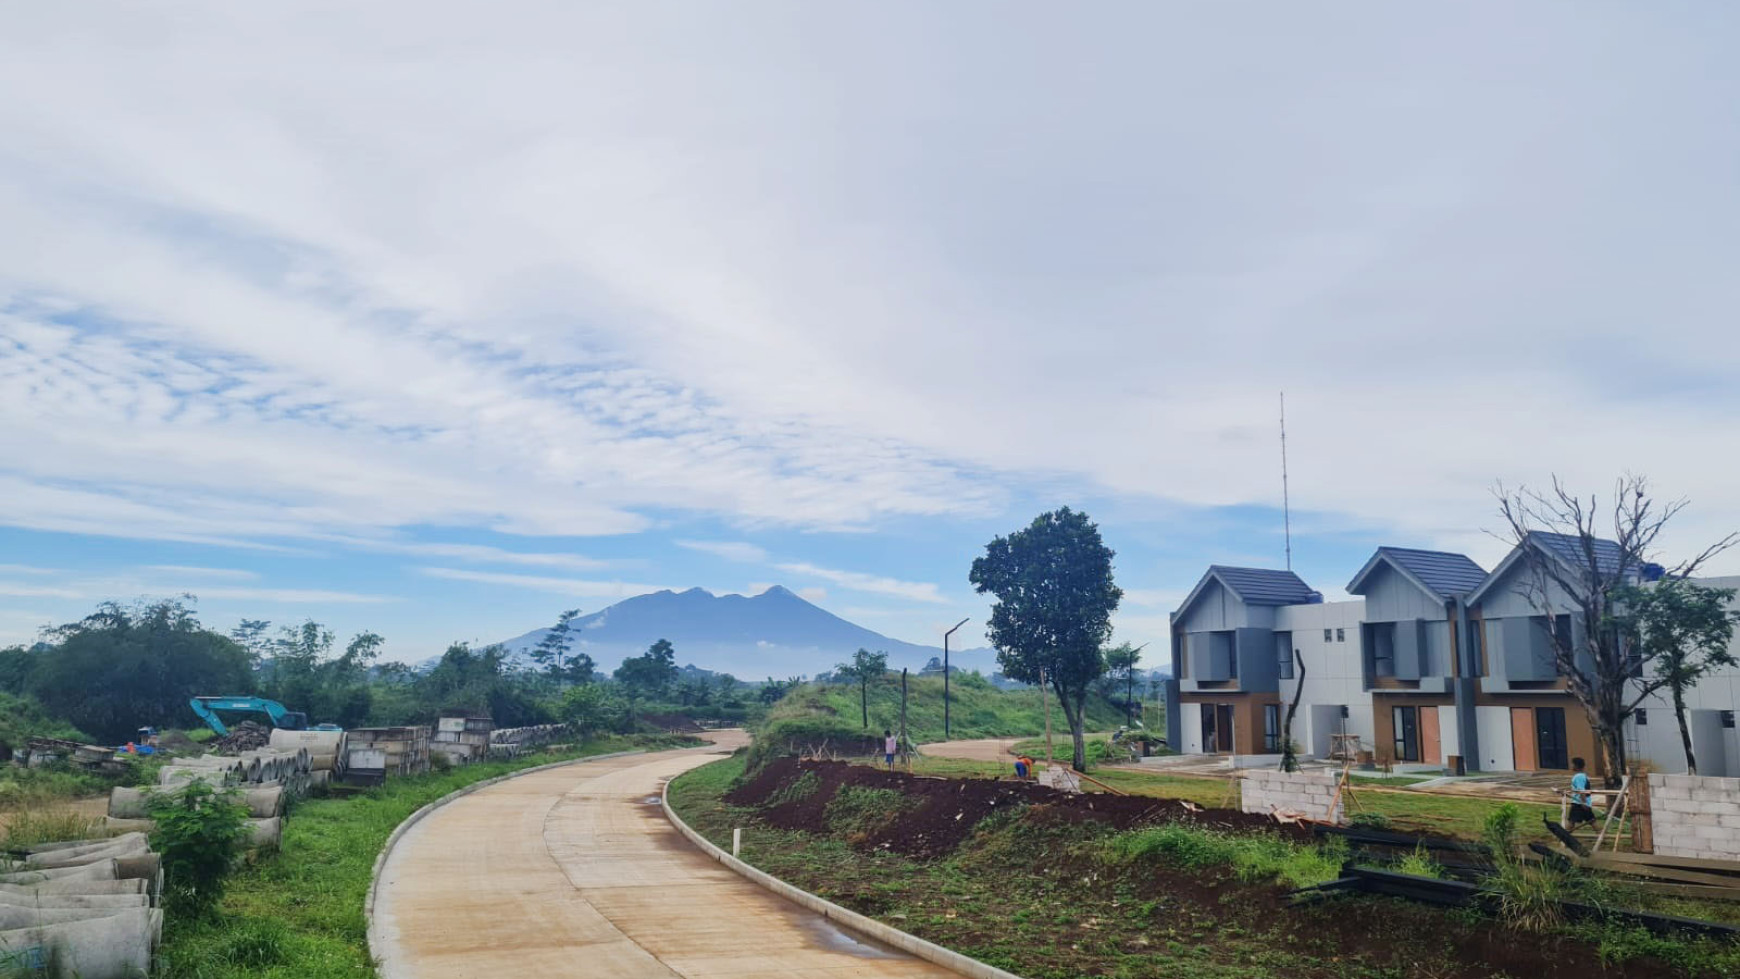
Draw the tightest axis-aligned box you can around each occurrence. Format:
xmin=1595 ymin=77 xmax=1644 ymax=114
xmin=4 ymin=4 xmax=1740 ymax=671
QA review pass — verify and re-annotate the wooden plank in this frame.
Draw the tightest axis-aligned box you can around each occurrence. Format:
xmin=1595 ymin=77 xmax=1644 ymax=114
xmin=1581 ymin=850 xmax=1740 ymax=875
xmin=1626 ymin=881 xmax=1740 ymax=903
xmin=1580 ymin=857 xmax=1740 ymax=889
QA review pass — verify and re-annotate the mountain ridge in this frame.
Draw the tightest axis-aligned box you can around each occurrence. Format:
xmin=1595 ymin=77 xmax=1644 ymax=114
xmin=488 ymin=584 xmax=999 ymax=679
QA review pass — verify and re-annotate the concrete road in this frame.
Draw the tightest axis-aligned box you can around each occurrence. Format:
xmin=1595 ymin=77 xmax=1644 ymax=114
xmin=372 ymin=735 xmax=959 ymax=979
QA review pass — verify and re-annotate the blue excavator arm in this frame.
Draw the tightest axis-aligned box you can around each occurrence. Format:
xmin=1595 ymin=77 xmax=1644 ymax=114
xmin=188 ymin=696 xmax=308 ymax=737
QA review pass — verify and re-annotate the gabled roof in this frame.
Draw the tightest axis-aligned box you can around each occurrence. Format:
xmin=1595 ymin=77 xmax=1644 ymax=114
xmin=1346 ymin=547 xmax=1487 ymax=601
xmin=1465 ymin=531 xmax=1630 ymax=605
xmin=1174 ymin=565 xmax=1320 ymax=620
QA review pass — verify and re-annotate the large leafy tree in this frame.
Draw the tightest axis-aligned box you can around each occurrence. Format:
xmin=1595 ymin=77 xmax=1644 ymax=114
xmin=531 ymin=609 xmax=587 ymax=685
xmin=33 ymin=599 xmax=255 ymax=742
xmin=616 ymin=639 xmax=679 ymax=704
xmin=1102 ymin=642 xmax=1142 ymax=725
xmin=1496 ymin=475 xmax=1737 ymax=785
xmin=1610 ymin=578 xmax=1740 ymax=775
xmin=970 ymin=507 xmax=1122 ymax=771
xmin=834 ymin=648 xmax=889 ymax=727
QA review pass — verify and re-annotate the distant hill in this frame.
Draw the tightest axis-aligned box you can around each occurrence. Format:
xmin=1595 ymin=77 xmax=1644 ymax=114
xmin=490 ymin=585 xmax=999 ymax=679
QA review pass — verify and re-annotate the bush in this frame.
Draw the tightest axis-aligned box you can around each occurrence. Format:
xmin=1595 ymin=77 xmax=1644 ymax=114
xmin=1481 ymin=802 xmax=1520 ymax=859
xmin=148 ymin=780 xmax=251 ymax=916
xmin=1106 ymin=823 xmax=1346 ymax=889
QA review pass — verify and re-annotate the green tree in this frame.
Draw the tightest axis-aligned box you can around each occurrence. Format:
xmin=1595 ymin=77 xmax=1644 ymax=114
xmin=33 ymin=599 xmax=255 ymax=742
xmin=148 ymin=780 xmax=250 ymax=916
xmin=970 ymin=507 xmax=1122 ymax=771
xmin=834 ymin=648 xmax=889 ymax=728
xmin=1610 ymin=579 xmax=1740 ymax=774
xmin=228 ymin=618 xmax=273 ymax=670
xmin=268 ymin=619 xmax=334 ymax=711
xmin=561 ymin=683 xmax=628 ymax=738
xmin=530 ymin=609 xmax=582 ymax=684
xmin=616 ymin=639 xmax=679 ymax=703
xmin=1102 ymin=642 xmax=1142 ymax=725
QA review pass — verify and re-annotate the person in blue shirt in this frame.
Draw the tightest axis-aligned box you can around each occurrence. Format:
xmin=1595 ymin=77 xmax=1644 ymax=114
xmin=1567 ymin=756 xmax=1598 ymax=830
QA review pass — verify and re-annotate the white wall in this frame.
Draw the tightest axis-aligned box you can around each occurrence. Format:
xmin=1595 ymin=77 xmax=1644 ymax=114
xmin=1178 ymin=702 xmax=1202 ymax=754
xmin=1436 ymin=705 xmax=1460 ymax=767
xmin=1475 ymin=706 xmax=1515 ymax=772
xmin=1273 ymin=598 xmax=1371 ymax=758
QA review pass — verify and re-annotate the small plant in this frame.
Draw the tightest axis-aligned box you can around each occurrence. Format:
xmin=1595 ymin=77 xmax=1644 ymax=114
xmin=1395 ymin=844 xmax=1445 ymax=880
xmin=1481 ymin=802 xmax=1520 ymax=860
xmin=1348 ymin=811 xmax=1392 ymax=831
xmin=764 ymin=770 xmax=821 ymax=808
xmin=1489 ymin=859 xmax=1570 ymax=931
xmin=148 ymin=780 xmax=251 ymax=916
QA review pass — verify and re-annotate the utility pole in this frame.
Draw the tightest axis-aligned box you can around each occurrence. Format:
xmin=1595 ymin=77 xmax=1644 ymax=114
xmin=1280 ymin=391 xmax=1292 ymax=571
xmin=942 ymin=617 xmax=969 ymax=740
xmin=900 ymin=668 xmax=909 ymax=771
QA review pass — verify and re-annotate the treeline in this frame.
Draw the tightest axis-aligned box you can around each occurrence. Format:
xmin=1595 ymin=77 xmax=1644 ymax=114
xmin=0 ymin=598 xmax=794 ymax=749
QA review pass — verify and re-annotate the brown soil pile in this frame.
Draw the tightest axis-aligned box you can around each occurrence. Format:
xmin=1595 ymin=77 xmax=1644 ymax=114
xmin=725 ymin=758 xmax=1315 ymax=857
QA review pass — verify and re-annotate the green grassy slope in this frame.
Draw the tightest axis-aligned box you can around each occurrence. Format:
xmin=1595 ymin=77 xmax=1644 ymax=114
xmin=769 ymin=673 xmax=1131 ymax=746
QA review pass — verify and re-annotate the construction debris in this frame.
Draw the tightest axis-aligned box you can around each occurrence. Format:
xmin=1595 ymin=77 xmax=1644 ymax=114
xmin=208 ymin=720 xmax=272 ymax=754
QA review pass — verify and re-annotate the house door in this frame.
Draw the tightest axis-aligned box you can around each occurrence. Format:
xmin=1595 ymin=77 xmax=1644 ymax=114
xmin=1420 ymin=707 xmax=1442 ymax=766
xmin=1511 ymin=707 xmax=1538 ymax=772
xmin=1217 ymin=705 xmax=1236 ymax=755
xmin=1200 ymin=705 xmax=1217 ymax=753
xmin=1536 ymin=707 xmax=1569 ymax=770
xmin=1392 ymin=706 xmax=1420 ymax=763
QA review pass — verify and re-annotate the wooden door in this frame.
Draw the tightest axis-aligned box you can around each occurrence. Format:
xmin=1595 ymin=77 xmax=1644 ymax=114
xmin=1510 ymin=707 xmax=1537 ymax=772
xmin=1217 ymin=705 xmax=1236 ymax=755
xmin=1420 ymin=707 xmax=1442 ymax=766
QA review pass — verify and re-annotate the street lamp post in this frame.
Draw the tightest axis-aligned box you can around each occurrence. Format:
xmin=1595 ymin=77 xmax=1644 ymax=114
xmin=943 ymin=617 xmax=970 ymax=740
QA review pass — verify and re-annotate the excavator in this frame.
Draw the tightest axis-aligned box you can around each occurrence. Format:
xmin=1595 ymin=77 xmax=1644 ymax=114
xmin=188 ymin=696 xmax=339 ymax=737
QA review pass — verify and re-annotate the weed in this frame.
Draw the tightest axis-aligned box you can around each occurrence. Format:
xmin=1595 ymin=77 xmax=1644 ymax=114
xmin=824 ymin=785 xmax=912 ymax=837
xmin=1481 ymin=802 xmax=1519 ymax=859
xmin=1348 ymin=811 xmax=1393 ymax=831
xmin=0 ymin=806 xmax=104 ymax=847
xmin=1395 ymin=844 xmax=1445 ymax=880
xmin=764 ymin=770 xmax=821 ymax=807
xmin=1105 ymin=823 xmax=1346 ymax=889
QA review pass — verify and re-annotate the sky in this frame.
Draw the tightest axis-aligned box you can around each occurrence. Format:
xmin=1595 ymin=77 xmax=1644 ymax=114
xmin=4 ymin=4 xmax=1740 ymax=672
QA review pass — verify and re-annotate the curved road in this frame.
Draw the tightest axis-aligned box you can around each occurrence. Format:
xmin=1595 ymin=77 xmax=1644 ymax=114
xmin=372 ymin=734 xmax=957 ymax=979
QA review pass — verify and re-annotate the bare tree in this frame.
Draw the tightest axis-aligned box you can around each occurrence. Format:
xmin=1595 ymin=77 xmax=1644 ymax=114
xmin=1279 ymin=648 xmax=1306 ymax=773
xmin=1494 ymin=475 xmax=1737 ymax=786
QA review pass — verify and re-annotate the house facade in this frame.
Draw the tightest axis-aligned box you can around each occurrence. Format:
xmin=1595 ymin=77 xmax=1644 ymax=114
xmin=1163 ymin=536 xmax=1740 ymax=777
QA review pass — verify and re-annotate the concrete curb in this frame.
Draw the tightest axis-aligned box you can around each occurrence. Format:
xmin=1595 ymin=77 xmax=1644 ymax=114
xmin=365 ymin=748 xmax=650 ymax=975
xmin=661 ymin=774 xmax=1029 ymax=979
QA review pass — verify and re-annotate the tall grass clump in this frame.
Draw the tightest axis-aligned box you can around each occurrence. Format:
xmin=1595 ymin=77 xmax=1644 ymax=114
xmin=0 ymin=807 xmax=104 ymax=848
xmin=765 ymin=770 xmax=821 ymax=807
xmin=1106 ymin=823 xmax=1346 ymax=889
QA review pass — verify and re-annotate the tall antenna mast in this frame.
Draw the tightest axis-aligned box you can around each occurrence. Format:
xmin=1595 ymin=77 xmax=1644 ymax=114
xmin=1280 ymin=391 xmax=1292 ymax=571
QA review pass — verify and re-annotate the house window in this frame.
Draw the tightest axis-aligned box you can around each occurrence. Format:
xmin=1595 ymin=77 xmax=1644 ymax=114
xmin=1636 ymin=709 xmax=1648 ymax=726
xmin=1536 ymin=707 xmax=1569 ymax=770
xmin=1392 ymin=706 xmax=1419 ymax=763
xmin=1369 ymin=623 xmax=1396 ymax=678
xmin=1324 ymin=628 xmax=1333 ymax=642
xmin=1276 ymin=633 xmax=1294 ymax=679
xmin=1336 ymin=628 xmax=1346 ymax=643
xmin=1263 ymin=704 xmax=1281 ymax=753
xmin=1465 ymin=620 xmax=1485 ymax=676
xmin=1723 ymin=711 xmax=1736 ymax=730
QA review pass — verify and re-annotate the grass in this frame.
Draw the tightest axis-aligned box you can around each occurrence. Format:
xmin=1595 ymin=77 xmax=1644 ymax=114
xmin=672 ymin=756 xmax=1740 ymax=979
xmin=155 ymin=733 xmax=700 ymax=979
xmin=779 ymin=673 xmax=1130 ymax=747
xmin=0 ymin=806 xmax=105 ymax=848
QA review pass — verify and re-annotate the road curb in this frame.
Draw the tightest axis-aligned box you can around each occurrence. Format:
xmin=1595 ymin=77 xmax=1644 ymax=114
xmin=365 ymin=747 xmax=651 ymax=978
xmin=661 ymin=772 xmax=1029 ymax=979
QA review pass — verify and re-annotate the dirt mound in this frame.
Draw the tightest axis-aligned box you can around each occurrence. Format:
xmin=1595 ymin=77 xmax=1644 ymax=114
xmin=726 ymin=759 xmax=1315 ymax=858
xmin=210 ymin=720 xmax=272 ymax=753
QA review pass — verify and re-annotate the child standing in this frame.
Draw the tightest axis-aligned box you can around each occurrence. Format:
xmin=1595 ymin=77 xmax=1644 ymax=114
xmin=883 ymin=729 xmax=898 ymax=770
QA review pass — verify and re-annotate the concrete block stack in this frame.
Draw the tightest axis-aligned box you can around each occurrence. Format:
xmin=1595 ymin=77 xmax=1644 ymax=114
xmin=487 ymin=723 xmax=569 ymax=759
xmin=1647 ymin=773 xmax=1740 ymax=861
xmin=1239 ymin=770 xmax=1345 ymax=825
xmin=343 ymin=726 xmax=431 ymax=786
xmin=431 ymin=716 xmax=494 ymax=766
xmin=0 ymin=832 xmax=163 ymax=978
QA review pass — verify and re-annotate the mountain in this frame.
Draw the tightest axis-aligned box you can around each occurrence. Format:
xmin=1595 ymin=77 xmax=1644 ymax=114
xmin=490 ymin=585 xmax=999 ymax=679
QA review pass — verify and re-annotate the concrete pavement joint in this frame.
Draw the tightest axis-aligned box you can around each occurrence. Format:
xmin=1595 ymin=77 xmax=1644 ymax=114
xmin=660 ymin=773 xmax=1030 ymax=979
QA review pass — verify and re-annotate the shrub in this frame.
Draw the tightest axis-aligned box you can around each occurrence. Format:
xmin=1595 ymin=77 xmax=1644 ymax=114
xmin=1106 ymin=823 xmax=1346 ymax=889
xmin=1395 ymin=844 xmax=1445 ymax=880
xmin=764 ymin=770 xmax=821 ymax=808
xmin=1481 ymin=802 xmax=1520 ymax=861
xmin=148 ymin=780 xmax=251 ymax=916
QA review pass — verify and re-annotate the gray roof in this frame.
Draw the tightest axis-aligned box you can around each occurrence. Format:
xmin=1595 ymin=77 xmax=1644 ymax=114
xmin=1526 ymin=531 xmax=1628 ymax=576
xmin=1204 ymin=565 xmax=1320 ymax=606
xmin=1347 ymin=546 xmax=1488 ymax=600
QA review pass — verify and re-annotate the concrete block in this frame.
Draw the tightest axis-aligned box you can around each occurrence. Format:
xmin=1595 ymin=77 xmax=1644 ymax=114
xmin=1653 ymin=785 xmax=1691 ymax=802
xmin=1693 ymin=823 xmax=1731 ymax=840
xmin=1701 ymin=776 xmax=1740 ymax=793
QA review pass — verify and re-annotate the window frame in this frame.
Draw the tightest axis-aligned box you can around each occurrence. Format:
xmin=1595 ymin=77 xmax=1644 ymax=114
xmin=1391 ymin=706 xmax=1419 ymax=763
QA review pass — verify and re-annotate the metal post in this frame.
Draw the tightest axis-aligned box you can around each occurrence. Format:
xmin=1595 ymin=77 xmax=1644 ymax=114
xmin=943 ymin=617 xmax=969 ymax=740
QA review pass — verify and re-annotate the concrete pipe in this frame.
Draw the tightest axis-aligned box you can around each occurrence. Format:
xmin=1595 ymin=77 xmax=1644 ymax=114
xmin=307 ymin=751 xmax=337 ymax=772
xmin=0 ymin=879 xmax=147 ymax=898
xmin=0 ymin=860 xmax=117 ymax=886
xmin=22 ymin=839 xmax=108 ymax=855
xmin=0 ymin=906 xmax=133 ymax=930
xmin=268 ymin=728 xmax=345 ymax=753
xmin=102 ymin=817 xmax=154 ymax=835
xmin=308 ymin=769 xmax=331 ymax=789
xmin=244 ymin=786 xmax=284 ymax=818
xmin=0 ymin=894 xmax=149 ymax=911
xmin=113 ymin=854 xmax=159 ymax=883
xmin=23 ymin=838 xmax=147 ymax=870
xmin=245 ymin=817 xmax=281 ymax=851
xmin=106 ymin=787 xmax=154 ymax=820
xmin=0 ymin=906 xmax=154 ymax=979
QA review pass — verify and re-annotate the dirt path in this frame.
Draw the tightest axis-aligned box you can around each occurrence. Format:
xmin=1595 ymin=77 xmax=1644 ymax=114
xmin=371 ymin=733 xmax=958 ymax=979
xmin=918 ymin=738 xmax=1021 ymax=763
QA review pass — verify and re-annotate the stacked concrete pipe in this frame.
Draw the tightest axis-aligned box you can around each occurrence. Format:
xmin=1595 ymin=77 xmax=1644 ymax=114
xmin=0 ymin=833 xmax=163 ymax=979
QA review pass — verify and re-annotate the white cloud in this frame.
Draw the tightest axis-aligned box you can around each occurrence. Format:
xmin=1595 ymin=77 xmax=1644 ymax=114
xmin=0 ymin=581 xmax=85 ymax=599
xmin=183 ymin=587 xmax=391 ymax=604
xmin=417 ymin=567 xmax=669 ymax=600
xmin=1120 ymin=589 xmax=1184 ymax=609
xmin=0 ymin=5 xmax=1737 ymax=574
xmin=774 ymin=562 xmax=947 ymax=604
xmin=796 ymin=586 xmax=827 ymax=602
xmin=0 ymin=564 xmax=57 ymax=575
xmin=332 ymin=538 xmax=610 ymax=571
xmin=142 ymin=565 xmax=259 ymax=580
xmin=675 ymin=540 xmax=769 ymax=563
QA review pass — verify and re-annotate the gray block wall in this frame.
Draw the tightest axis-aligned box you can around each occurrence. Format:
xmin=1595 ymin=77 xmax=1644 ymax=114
xmin=1240 ymin=770 xmax=1345 ymax=825
xmin=1648 ymin=773 xmax=1740 ymax=861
